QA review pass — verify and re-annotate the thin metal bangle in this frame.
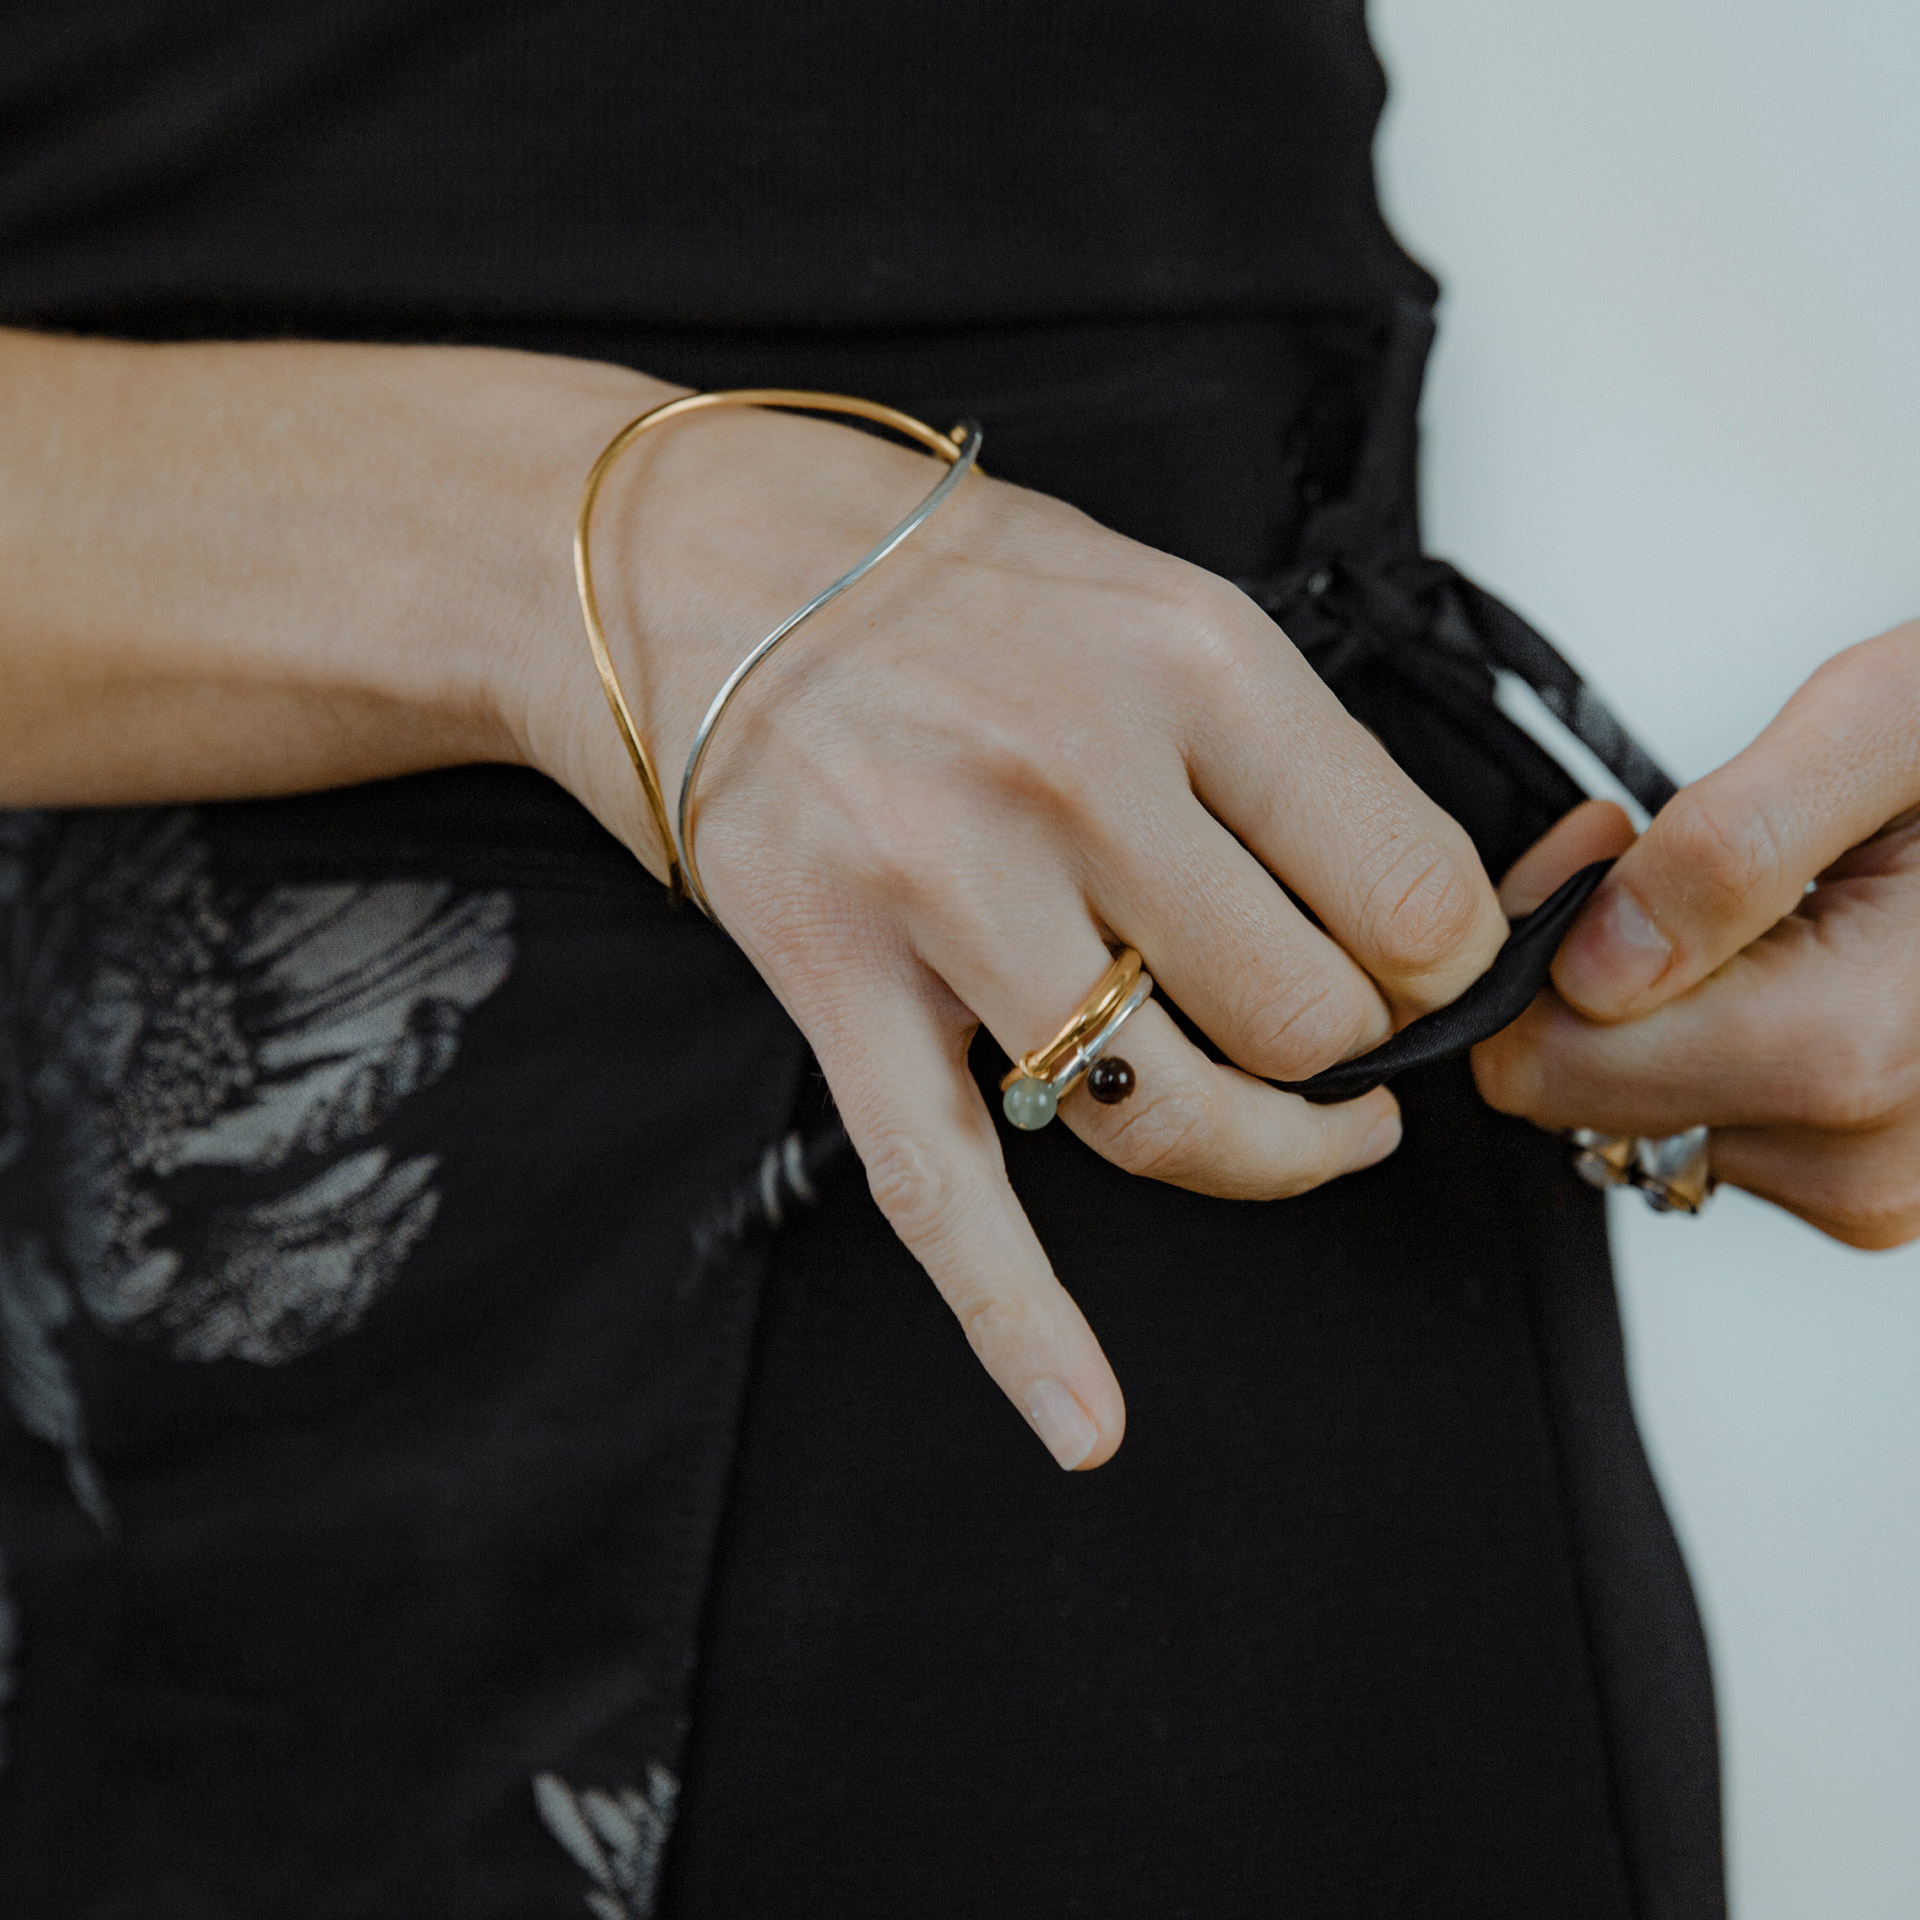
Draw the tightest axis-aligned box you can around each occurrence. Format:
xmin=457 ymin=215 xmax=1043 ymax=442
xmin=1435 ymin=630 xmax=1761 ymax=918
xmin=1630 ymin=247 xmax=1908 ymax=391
xmin=574 ymin=387 xmax=981 ymax=911
xmin=676 ymin=408 xmax=982 ymax=917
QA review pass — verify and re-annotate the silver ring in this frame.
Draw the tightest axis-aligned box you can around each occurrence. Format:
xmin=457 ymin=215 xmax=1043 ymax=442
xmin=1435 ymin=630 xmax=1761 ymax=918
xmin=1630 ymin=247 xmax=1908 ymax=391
xmin=1051 ymin=973 xmax=1153 ymax=1095
xmin=1001 ymin=972 xmax=1154 ymax=1131
xmin=1569 ymin=1125 xmax=1716 ymax=1214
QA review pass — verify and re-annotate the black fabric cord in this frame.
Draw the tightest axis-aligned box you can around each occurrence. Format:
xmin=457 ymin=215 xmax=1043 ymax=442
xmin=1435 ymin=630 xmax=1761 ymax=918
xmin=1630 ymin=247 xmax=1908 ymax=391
xmin=1277 ymin=859 xmax=1610 ymax=1103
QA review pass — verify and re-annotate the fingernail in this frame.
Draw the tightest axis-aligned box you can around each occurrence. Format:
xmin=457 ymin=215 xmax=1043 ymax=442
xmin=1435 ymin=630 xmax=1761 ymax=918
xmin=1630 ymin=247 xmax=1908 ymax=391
xmin=1024 ymin=1378 xmax=1098 ymax=1470
xmin=1350 ymin=1110 xmax=1402 ymax=1172
xmin=1555 ymin=882 xmax=1672 ymax=1014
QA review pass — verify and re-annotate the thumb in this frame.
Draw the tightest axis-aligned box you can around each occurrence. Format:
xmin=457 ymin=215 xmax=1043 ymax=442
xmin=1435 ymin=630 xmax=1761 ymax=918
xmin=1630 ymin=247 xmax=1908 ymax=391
xmin=1553 ymin=627 xmax=1920 ymax=1021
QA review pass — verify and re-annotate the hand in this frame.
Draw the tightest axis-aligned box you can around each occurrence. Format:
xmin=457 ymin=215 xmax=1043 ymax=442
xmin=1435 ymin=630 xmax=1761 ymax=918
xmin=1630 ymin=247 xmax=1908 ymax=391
xmin=1473 ymin=622 xmax=1920 ymax=1250
xmin=0 ymin=332 xmax=1508 ymax=1471
xmin=523 ymin=399 xmax=1510 ymax=1468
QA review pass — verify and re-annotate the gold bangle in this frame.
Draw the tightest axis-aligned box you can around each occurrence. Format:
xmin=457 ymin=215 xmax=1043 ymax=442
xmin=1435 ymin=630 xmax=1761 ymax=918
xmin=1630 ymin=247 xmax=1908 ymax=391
xmin=574 ymin=388 xmax=979 ymax=909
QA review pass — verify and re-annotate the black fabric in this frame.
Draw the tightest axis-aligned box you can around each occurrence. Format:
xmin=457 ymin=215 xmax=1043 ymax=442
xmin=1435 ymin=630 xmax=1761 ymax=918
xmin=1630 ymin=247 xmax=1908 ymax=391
xmin=1281 ymin=860 xmax=1610 ymax=1103
xmin=0 ymin=1 xmax=1431 ymax=333
xmin=666 ymin=1070 xmax=1689 ymax=1919
xmin=1508 ymin=1134 xmax=1729 ymax=1920
xmin=0 ymin=780 xmax=814 ymax=1917
xmin=0 ymin=6 xmax=1724 ymax=1915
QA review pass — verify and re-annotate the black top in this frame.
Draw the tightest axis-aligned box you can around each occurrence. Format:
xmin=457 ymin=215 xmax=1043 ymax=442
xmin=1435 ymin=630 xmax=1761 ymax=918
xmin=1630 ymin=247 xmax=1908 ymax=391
xmin=0 ymin=0 xmax=1431 ymax=333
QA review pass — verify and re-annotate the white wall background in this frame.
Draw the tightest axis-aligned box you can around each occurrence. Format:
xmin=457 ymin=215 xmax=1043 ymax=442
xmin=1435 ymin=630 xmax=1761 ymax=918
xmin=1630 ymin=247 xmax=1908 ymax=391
xmin=1368 ymin=4 xmax=1920 ymax=1913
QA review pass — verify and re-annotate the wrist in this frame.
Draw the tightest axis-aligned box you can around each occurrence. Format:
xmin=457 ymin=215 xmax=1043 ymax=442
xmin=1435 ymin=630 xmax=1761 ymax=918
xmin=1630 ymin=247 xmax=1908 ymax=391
xmin=514 ymin=391 xmax=988 ymax=880
xmin=477 ymin=353 xmax=698 ymax=874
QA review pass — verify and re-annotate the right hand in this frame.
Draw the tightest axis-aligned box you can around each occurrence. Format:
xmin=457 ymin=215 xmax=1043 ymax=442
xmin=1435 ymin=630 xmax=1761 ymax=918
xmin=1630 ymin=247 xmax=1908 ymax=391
xmin=510 ymin=395 xmax=1508 ymax=1470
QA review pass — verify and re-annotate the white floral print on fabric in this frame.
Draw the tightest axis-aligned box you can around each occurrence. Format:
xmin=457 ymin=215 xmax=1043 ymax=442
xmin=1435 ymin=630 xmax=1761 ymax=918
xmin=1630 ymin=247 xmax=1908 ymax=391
xmin=534 ymin=1768 xmax=681 ymax=1920
xmin=0 ymin=809 xmax=515 ymax=1522
xmin=0 ymin=1229 xmax=112 ymax=1531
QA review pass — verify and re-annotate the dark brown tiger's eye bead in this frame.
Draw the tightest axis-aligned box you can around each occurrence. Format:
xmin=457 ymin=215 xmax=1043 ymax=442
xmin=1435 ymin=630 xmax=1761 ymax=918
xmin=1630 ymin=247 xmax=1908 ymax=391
xmin=1087 ymin=1056 xmax=1136 ymax=1105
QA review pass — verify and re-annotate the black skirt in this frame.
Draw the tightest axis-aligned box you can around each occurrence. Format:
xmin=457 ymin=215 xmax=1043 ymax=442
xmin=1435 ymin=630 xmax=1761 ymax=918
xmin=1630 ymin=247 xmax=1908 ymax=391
xmin=0 ymin=310 xmax=1722 ymax=1918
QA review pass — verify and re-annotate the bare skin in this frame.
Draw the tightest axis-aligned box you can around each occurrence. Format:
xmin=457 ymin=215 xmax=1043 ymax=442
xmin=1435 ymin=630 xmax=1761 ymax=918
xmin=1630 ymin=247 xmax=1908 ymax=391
xmin=0 ymin=329 xmax=1512 ymax=1469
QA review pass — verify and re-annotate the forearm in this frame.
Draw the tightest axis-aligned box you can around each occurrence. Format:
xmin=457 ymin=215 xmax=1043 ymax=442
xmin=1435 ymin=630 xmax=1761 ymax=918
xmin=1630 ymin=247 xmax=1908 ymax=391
xmin=0 ymin=328 xmax=671 ymax=807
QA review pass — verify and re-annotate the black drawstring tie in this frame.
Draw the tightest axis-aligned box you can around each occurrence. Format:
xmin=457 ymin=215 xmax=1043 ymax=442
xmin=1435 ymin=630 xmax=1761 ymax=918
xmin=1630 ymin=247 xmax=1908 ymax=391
xmin=1235 ymin=298 xmax=1676 ymax=825
xmin=1274 ymin=859 xmax=1608 ymax=1104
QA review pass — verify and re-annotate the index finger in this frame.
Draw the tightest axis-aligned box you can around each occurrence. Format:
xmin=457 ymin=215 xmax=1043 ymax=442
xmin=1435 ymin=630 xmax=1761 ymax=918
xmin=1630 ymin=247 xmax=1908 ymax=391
xmin=805 ymin=966 xmax=1127 ymax=1471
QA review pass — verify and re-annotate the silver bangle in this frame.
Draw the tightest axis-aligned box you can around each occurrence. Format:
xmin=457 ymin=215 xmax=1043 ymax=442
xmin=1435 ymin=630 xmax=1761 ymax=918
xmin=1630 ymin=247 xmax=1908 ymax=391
xmin=675 ymin=418 xmax=984 ymax=917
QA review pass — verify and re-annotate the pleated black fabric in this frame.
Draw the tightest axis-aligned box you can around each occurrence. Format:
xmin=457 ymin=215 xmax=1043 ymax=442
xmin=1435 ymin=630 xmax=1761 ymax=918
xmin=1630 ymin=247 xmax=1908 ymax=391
xmin=0 ymin=6 xmax=1723 ymax=1915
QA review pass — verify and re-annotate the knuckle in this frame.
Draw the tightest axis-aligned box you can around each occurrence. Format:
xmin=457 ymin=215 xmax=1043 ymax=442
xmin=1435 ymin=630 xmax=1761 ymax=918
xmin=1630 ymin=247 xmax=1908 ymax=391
xmin=1658 ymin=788 xmax=1787 ymax=924
xmin=1091 ymin=1074 xmax=1216 ymax=1181
xmin=863 ymin=1129 xmax=965 ymax=1250
xmin=1356 ymin=833 xmax=1493 ymax=984
xmin=1233 ymin=967 xmax=1376 ymax=1080
xmin=953 ymin=1286 xmax=1033 ymax=1365
xmin=1162 ymin=577 xmax=1263 ymax=700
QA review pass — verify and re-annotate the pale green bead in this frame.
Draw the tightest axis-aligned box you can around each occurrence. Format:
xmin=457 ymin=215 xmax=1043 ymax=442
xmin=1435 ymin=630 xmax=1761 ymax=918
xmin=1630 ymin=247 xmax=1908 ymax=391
xmin=1002 ymin=1076 xmax=1058 ymax=1130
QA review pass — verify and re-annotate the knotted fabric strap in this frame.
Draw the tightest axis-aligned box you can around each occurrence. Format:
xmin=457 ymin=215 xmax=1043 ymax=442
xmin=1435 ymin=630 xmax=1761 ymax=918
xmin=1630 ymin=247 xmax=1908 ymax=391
xmin=1233 ymin=300 xmax=1677 ymax=825
xmin=1273 ymin=861 xmax=1610 ymax=1104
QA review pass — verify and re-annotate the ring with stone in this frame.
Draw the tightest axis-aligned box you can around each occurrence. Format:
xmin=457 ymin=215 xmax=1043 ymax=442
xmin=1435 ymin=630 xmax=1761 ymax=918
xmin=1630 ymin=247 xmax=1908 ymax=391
xmin=1567 ymin=1125 xmax=1716 ymax=1214
xmin=1000 ymin=948 xmax=1154 ymax=1131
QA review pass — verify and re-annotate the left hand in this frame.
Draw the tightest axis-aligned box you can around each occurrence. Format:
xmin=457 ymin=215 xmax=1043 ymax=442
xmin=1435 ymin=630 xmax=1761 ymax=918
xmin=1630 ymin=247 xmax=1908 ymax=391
xmin=1473 ymin=620 xmax=1920 ymax=1249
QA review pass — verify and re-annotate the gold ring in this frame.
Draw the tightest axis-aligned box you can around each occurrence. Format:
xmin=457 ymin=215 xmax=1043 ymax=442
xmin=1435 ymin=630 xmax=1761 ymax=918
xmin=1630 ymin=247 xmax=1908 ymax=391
xmin=1000 ymin=948 xmax=1152 ymax=1130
